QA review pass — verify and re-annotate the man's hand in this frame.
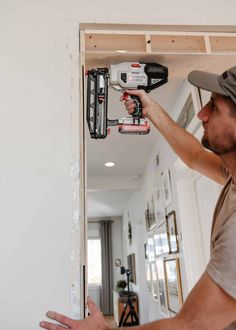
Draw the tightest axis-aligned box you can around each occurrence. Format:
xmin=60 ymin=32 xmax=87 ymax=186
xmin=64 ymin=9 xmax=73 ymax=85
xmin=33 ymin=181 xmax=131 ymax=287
xmin=120 ymin=89 xmax=157 ymax=118
xmin=39 ymin=297 xmax=110 ymax=330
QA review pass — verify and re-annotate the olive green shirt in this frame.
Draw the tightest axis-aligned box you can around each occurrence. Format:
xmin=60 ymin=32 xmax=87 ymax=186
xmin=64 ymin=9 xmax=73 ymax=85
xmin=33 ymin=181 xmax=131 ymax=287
xmin=207 ymin=176 xmax=236 ymax=330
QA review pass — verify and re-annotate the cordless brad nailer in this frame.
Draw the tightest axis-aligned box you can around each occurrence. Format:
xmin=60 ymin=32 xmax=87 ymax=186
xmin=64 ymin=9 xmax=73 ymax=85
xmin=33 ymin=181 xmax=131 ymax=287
xmin=86 ymin=62 xmax=168 ymax=139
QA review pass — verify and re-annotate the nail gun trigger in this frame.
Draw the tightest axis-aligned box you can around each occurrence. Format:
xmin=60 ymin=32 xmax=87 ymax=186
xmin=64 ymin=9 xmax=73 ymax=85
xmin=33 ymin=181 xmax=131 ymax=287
xmin=123 ymin=93 xmax=130 ymax=101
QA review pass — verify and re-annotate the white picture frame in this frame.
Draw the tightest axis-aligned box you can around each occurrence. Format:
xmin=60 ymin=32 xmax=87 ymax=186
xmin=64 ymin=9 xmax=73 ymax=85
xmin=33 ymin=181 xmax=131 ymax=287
xmin=148 ymin=194 xmax=157 ymax=230
xmin=161 ymin=170 xmax=172 ymax=208
xmin=147 ymin=236 xmax=155 ymax=262
xmin=153 ymin=184 xmax=166 ymax=227
xmin=150 ymin=262 xmax=159 ymax=301
xmin=153 ymin=221 xmax=169 ymax=256
xmin=174 ymin=82 xmax=202 ymax=134
xmin=146 ymin=262 xmax=152 ymax=293
xmin=156 ymin=258 xmax=169 ymax=316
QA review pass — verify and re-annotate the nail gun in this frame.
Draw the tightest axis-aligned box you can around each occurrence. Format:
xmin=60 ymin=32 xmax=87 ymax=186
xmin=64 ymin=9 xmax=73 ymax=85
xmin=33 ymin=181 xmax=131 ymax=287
xmin=86 ymin=62 xmax=168 ymax=139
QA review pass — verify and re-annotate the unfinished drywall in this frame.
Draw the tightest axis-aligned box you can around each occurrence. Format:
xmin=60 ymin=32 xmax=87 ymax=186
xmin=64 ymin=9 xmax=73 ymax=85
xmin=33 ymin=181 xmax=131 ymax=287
xmin=1 ymin=0 xmax=236 ymax=329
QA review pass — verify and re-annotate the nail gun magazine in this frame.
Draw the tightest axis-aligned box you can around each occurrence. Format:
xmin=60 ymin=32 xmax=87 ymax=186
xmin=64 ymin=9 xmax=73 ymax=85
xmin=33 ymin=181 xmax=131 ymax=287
xmin=86 ymin=62 xmax=168 ymax=139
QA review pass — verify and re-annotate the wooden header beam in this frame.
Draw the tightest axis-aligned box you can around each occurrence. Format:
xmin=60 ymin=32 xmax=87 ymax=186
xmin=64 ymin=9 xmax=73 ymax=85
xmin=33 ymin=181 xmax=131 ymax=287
xmin=83 ymin=30 xmax=236 ymax=55
xmin=80 ymin=26 xmax=236 ymax=71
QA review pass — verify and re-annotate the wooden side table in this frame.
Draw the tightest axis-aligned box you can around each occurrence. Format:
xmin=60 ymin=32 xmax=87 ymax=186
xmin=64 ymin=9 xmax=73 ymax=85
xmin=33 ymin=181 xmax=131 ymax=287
xmin=113 ymin=291 xmax=139 ymax=326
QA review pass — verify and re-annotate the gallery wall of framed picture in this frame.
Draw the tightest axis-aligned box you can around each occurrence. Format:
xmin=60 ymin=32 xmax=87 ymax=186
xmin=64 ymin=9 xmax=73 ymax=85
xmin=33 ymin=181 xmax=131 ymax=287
xmin=144 ymin=168 xmax=183 ymax=316
xmin=141 ymin=84 xmax=202 ymax=318
xmin=146 ymin=255 xmax=183 ymax=315
xmin=145 ymin=169 xmax=179 ymax=257
xmin=145 ymin=169 xmax=173 ymax=233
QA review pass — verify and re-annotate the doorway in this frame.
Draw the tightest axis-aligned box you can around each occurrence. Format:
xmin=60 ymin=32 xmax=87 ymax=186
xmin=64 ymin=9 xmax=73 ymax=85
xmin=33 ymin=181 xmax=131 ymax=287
xmin=78 ymin=23 xmax=236 ymax=319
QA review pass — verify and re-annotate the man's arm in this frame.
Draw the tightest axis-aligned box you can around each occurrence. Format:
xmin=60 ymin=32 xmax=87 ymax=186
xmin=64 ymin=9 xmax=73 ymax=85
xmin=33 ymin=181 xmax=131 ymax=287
xmin=122 ymin=90 xmax=225 ymax=185
xmin=134 ymin=272 xmax=236 ymax=329
xmin=39 ymin=272 xmax=236 ymax=330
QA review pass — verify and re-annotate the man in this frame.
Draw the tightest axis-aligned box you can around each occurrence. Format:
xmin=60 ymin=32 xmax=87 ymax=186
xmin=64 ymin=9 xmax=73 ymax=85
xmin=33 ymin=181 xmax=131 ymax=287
xmin=40 ymin=66 xmax=236 ymax=330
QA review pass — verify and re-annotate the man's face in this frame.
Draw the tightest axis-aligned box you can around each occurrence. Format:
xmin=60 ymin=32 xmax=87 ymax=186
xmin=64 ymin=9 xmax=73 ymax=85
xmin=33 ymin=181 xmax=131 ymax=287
xmin=197 ymin=93 xmax=236 ymax=156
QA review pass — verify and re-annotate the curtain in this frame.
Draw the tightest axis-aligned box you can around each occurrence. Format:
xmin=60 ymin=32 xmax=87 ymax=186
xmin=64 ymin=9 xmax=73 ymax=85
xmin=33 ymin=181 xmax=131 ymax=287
xmin=100 ymin=220 xmax=113 ymax=315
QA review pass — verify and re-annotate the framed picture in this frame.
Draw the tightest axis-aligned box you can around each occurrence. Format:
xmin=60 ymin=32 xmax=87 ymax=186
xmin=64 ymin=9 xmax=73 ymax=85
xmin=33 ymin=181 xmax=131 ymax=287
xmin=161 ymin=170 xmax=172 ymax=208
xmin=127 ymin=253 xmax=136 ymax=284
xmin=146 ymin=262 xmax=152 ymax=293
xmin=153 ymin=185 xmax=166 ymax=226
xmin=174 ymin=82 xmax=201 ymax=134
xmin=147 ymin=237 xmax=155 ymax=262
xmin=144 ymin=243 xmax=148 ymax=260
xmin=148 ymin=195 xmax=156 ymax=230
xmin=164 ymin=258 xmax=183 ymax=313
xmin=150 ymin=262 xmax=159 ymax=301
xmin=153 ymin=221 xmax=169 ymax=257
xmin=176 ymin=93 xmax=195 ymax=130
xmin=156 ymin=258 xmax=169 ymax=316
xmin=145 ymin=205 xmax=150 ymax=231
xmin=166 ymin=211 xmax=179 ymax=254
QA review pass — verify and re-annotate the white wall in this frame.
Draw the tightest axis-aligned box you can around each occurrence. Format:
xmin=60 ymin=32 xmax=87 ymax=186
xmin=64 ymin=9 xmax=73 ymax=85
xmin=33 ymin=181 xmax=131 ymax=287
xmin=0 ymin=2 xmax=74 ymax=329
xmin=1 ymin=0 xmax=235 ymax=329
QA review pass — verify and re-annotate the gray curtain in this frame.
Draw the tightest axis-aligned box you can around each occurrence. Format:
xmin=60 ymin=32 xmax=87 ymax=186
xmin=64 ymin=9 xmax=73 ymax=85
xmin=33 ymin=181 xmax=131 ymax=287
xmin=100 ymin=220 xmax=113 ymax=315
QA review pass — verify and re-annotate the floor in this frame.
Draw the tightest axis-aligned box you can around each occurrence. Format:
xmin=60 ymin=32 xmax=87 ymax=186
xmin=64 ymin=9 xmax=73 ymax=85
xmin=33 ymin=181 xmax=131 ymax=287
xmin=104 ymin=315 xmax=117 ymax=328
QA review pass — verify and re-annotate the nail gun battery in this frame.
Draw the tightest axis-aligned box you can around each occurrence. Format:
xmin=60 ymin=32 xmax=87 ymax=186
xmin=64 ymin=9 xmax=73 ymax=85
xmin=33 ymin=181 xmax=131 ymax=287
xmin=118 ymin=117 xmax=150 ymax=135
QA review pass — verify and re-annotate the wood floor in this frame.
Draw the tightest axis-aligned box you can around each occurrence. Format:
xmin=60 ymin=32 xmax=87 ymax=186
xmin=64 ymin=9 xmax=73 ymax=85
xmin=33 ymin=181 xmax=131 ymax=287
xmin=104 ymin=315 xmax=117 ymax=328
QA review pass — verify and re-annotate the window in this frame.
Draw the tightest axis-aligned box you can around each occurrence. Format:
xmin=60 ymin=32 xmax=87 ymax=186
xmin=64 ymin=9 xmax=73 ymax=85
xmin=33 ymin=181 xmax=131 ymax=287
xmin=88 ymin=238 xmax=102 ymax=285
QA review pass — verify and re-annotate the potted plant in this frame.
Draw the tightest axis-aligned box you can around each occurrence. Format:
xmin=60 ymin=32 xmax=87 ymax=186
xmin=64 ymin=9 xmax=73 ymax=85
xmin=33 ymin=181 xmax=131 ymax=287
xmin=116 ymin=280 xmax=127 ymax=293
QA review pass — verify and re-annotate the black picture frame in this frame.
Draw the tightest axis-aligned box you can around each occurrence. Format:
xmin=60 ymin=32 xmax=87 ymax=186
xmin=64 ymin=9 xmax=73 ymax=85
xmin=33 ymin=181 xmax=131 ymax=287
xmin=145 ymin=204 xmax=150 ymax=231
xmin=144 ymin=243 xmax=148 ymax=260
xmin=127 ymin=253 xmax=136 ymax=284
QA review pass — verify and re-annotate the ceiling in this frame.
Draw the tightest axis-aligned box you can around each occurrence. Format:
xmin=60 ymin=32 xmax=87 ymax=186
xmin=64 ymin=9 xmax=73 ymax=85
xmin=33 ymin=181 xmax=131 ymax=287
xmin=86 ymin=77 xmax=184 ymax=218
xmin=86 ymin=78 xmax=184 ymax=189
xmin=84 ymin=26 xmax=236 ymax=219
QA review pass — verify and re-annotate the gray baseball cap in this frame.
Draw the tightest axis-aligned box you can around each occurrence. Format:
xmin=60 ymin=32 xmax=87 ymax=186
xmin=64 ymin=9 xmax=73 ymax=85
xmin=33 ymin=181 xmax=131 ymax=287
xmin=188 ymin=66 xmax=236 ymax=105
